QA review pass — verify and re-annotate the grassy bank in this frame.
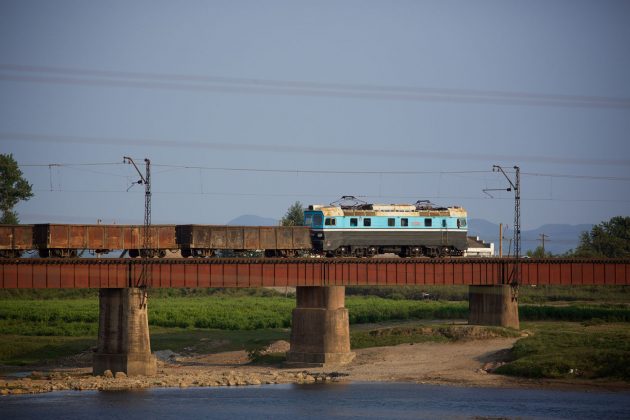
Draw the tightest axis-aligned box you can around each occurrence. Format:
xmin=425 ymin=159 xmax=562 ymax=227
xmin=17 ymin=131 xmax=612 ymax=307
xmin=350 ymin=324 xmax=521 ymax=349
xmin=2 ymin=292 xmax=630 ymax=378
xmin=496 ymin=322 xmax=630 ymax=380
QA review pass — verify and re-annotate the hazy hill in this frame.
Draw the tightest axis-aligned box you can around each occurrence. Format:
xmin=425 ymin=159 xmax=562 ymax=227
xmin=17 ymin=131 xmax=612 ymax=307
xmin=227 ymin=214 xmax=278 ymax=226
xmin=468 ymin=218 xmax=593 ymax=255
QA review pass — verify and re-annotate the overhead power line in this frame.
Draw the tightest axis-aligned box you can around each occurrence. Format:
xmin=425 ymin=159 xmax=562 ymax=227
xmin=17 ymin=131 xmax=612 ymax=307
xmin=2 ymin=132 xmax=629 ymax=167
xmin=13 ymin=160 xmax=630 ymax=181
xmin=1 ymin=63 xmax=630 ymax=109
xmin=31 ymin=188 xmax=630 ymax=203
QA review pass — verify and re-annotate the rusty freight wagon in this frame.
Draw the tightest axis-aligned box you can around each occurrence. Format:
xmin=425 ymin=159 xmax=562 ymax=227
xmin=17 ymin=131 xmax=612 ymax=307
xmin=33 ymin=224 xmax=177 ymax=257
xmin=0 ymin=225 xmax=34 ymax=258
xmin=176 ymin=225 xmax=312 ymax=257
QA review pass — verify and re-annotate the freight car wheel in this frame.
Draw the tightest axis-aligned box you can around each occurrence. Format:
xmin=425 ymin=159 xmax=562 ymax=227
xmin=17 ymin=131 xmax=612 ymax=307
xmin=129 ymin=249 xmax=140 ymax=258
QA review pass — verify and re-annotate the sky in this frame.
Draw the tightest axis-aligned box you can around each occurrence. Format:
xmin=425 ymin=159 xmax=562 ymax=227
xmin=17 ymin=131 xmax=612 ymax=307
xmin=1 ymin=0 xmax=629 ymax=230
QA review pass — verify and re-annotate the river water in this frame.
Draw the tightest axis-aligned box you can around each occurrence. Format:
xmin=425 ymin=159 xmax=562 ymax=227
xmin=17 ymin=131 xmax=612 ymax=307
xmin=1 ymin=382 xmax=629 ymax=419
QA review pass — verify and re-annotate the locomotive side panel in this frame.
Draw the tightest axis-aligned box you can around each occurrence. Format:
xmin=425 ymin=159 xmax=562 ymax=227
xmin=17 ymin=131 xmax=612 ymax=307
xmin=321 ymin=230 xmax=468 ymax=252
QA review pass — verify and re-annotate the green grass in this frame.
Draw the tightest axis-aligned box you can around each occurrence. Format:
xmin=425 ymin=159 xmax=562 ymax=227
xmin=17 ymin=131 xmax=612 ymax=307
xmin=350 ymin=324 xmax=520 ymax=349
xmin=496 ymin=322 xmax=630 ymax=380
xmin=0 ymin=335 xmax=96 ymax=366
xmin=150 ymin=327 xmax=289 ymax=354
xmin=2 ymin=292 xmax=630 ymax=375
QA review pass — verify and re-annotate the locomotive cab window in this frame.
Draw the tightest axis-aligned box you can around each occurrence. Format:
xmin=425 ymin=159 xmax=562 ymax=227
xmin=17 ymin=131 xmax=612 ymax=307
xmin=325 ymin=218 xmax=336 ymax=226
xmin=424 ymin=218 xmax=432 ymax=227
xmin=313 ymin=214 xmax=323 ymax=226
xmin=401 ymin=218 xmax=408 ymax=227
xmin=458 ymin=218 xmax=467 ymax=228
xmin=388 ymin=218 xmax=395 ymax=227
xmin=350 ymin=218 xmax=358 ymax=227
xmin=363 ymin=218 xmax=371 ymax=227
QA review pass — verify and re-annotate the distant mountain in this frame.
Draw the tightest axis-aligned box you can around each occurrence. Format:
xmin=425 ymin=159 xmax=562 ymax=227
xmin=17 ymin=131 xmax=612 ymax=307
xmin=468 ymin=218 xmax=593 ymax=255
xmin=227 ymin=214 xmax=278 ymax=226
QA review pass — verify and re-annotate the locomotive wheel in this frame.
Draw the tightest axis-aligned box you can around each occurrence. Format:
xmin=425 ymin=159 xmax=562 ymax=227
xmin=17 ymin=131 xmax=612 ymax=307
xmin=353 ymin=247 xmax=367 ymax=258
xmin=334 ymin=246 xmax=350 ymax=257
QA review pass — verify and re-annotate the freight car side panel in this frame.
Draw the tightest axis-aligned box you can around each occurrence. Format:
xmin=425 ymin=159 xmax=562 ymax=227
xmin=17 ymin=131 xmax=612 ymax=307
xmin=104 ymin=226 xmax=124 ymax=250
xmin=0 ymin=225 xmax=34 ymax=250
xmin=260 ymin=227 xmax=277 ymax=249
xmin=243 ymin=227 xmax=260 ymax=250
xmin=276 ymin=227 xmax=293 ymax=249
xmin=210 ymin=227 xmax=227 ymax=249
xmin=292 ymin=227 xmax=311 ymax=249
xmin=87 ymin=226 xmax=105 ymax=249
xmin=226 ymin=227 xmax=244 ymax=249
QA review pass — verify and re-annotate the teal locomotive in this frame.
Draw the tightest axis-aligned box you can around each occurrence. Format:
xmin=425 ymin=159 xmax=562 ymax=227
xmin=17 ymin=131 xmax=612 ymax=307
xmin=304 ymin=196 xmax=468 ymax=257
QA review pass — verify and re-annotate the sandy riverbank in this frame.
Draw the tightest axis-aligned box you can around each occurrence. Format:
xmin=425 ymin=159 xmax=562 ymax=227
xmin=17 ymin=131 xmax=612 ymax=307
xmin=2 ymin=337 xmax=628 ymax=395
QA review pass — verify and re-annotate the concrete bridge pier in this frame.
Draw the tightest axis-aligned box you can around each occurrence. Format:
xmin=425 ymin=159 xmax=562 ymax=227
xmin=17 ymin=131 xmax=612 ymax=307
xmin=468 ymin=285 xmax=520 ymax=329
xmin=93 ymin=288 xmax=157 ymax=376
xmin=286 ymin=286 xmax=355 ymax=367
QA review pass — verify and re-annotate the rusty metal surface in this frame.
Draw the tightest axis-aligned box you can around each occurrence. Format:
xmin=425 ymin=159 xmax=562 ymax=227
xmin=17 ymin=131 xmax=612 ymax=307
xmin=32 ymin=224 xmax=177 ymax=251
xmin=1 ymin=258 xmax=629 ymax=289
xmin=0 ymin=225 xmax=33 ymax=250
xmin=176 ymin=225 xmax=312 ymax=251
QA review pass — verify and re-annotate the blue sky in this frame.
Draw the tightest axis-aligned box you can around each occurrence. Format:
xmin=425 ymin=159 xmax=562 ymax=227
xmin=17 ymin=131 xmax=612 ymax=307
xmin=1 ymin=0 xmax=629 ymax=229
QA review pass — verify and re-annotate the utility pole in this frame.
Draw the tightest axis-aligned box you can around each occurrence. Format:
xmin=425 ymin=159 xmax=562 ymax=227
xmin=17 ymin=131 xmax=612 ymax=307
xmin=499 ymin=223 xmax=508 ymax=257
xmin=538 ymin=233 xmax=549 ymax=256
xmin=490 ymin=165 xmax=521 ymax=290
xmin=124 ymin=157 xmax=151 ymax=289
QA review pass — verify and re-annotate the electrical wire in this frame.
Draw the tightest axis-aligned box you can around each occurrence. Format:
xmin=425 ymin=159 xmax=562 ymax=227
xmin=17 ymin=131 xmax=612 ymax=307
xmin=1 ymin=63 xmax=629 ymax=109
xmin=31 ymin=188 xmax=630 ymax=203
xmin=15 ymin=160 xmax=630 ymax=181
xmin=2 ymin=131 xmax=628 ymax=166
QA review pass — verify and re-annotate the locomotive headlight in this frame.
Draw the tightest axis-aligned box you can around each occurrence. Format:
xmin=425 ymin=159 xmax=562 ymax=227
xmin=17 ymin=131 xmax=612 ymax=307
xmin=317 ymin=233 xmax=323 ymax=238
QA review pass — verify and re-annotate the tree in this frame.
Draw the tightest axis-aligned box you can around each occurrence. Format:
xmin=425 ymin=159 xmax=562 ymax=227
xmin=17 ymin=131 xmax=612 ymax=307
xmin=573 ymin=216 xmax=630 ymax=258
xmin=526 ymin=246 xmax=553 ymax=258
xmin=280 ymin=201 xmax=304 ymax=226
xmin=0 ymin=154 xmax=33 ymax=224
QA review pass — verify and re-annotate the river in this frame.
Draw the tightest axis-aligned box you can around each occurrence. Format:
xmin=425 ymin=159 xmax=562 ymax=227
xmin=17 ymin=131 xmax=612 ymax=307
xmin=1 ymin=382 xmax=629 ymax=419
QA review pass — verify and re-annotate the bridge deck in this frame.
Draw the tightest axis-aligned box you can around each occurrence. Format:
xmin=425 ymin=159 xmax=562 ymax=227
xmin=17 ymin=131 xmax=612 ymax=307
xmin=1 ymin=258 xmax=629 ymax=288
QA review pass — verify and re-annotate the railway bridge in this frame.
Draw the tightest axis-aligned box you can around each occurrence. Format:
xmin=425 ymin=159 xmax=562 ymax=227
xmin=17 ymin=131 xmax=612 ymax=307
xmin=1 ymin=257 xmax=629 ymax=376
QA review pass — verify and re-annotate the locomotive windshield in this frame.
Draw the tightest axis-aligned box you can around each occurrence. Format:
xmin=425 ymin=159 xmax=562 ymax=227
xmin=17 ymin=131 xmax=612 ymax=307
xmin=304 ymin=212 xmax=323 ymax=227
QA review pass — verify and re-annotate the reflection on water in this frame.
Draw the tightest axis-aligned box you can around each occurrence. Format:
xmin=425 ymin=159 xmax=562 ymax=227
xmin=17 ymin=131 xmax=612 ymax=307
xmin=1 ymin=382 xmax=630 ymax=420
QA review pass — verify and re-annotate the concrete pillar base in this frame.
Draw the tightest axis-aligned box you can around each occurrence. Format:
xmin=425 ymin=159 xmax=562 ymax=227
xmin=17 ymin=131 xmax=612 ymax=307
xmin=286 ymin=286 xmax=355 ymax=368
xmin=93 ymin=288 xmax=157 ymax=376
xmin=93 ymin=352 xmax=157 ymax=377
xmin=468 ymin=285 xmax=520 ymax=329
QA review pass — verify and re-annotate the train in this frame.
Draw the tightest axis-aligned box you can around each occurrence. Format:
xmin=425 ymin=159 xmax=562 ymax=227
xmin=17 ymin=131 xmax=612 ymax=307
xmin=0 ymin=198 xmax=468 ymax=258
